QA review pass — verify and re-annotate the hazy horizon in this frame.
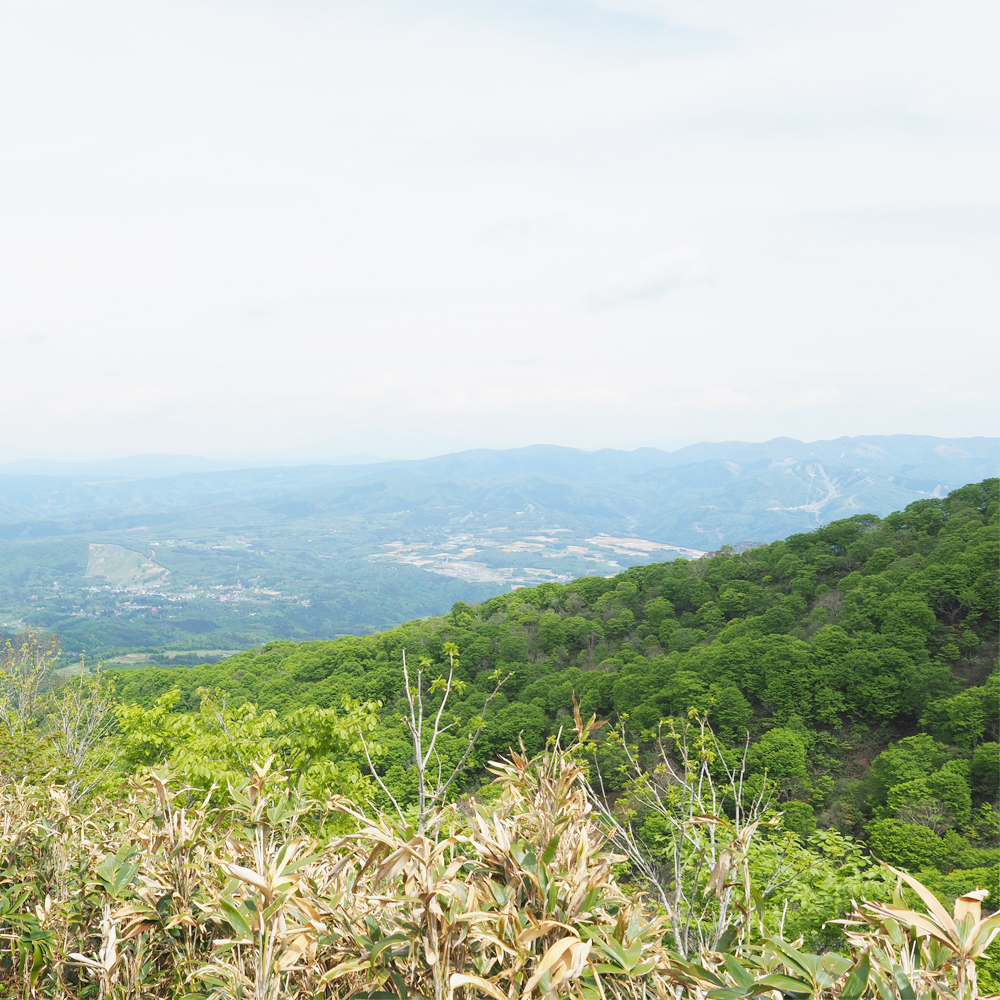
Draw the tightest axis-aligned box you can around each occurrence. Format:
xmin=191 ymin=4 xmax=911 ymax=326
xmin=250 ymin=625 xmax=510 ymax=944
xmin=1 ymin=1 xmax=998 ymax=463
xmin=2 ymin=431 xmax=998 ymax=477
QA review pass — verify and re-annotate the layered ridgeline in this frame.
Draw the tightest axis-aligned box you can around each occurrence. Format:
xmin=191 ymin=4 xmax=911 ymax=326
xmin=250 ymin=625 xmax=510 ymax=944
xmin=1 ymin=433 xmax=996 ymax=660
xmin=111 ymin=480 xmax=999 ymax=913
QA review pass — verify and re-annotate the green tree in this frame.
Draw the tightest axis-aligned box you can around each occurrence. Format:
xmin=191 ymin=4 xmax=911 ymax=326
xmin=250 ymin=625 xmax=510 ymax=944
xmin=115 ymin=687 xmax=378 ymax=799
xmin=921 ymin=672 xmax=999 ymax=750
xmin=886 ymin=767 xmax=972 ymax=831
xmin=535 ymin=612 xmax=567 ymax=654
xmin=866 ymin=818 xmax=948 ymax=870
xmin=972 ymin=742 xmax=1000 ymax=800
xmin=866 ymin=735 xmax=950 ymax=810
xmin=747 ymin=727 xmax=809 ymax=798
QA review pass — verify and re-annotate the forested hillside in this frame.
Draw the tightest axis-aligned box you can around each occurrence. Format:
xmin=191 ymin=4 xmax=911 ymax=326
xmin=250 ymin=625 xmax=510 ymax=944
xmin=112 ymin=479 xmax=999 ymax=905
xmin=1 ymin=479 xmax=998 ymax=997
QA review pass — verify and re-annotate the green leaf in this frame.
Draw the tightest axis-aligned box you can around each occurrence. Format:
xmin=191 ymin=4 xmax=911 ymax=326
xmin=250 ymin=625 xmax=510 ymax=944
xmin=723 ymin=955 xmax=755 ymax=991
xmin=95 ymin=846 xmax=141 ymax=897
xmin=592 ymin=963 xmax=629 ymax=975
xmin=219 ymin=899 xmax=253 ymax=940
xmin=868 ymin=969 xmax=894 ymax=1000
xmin=540 ymin=835 xmax=560 ymax=866
xmin=596 ymin=936 xmax=629 ymax=969
xmin=716 ymin=927 xmax=738 ymax=953
xmin=371 ymin=933 xmax=408 ymax=962
xmin=839 ymin=954 xmax=869 ymax=1000
xmin=486 ymin=881 xmax=509 ymax=907
xmin=767 ymin=939 xmax=820 ymax=981
xmin=688 ymin=963 xmax=726 ymax=988
xmin=757 ymin=974 xmax=813 ymax=992
xmin=624 ymin=939 xmax=642 ymax=968
xmin=820 ymin=953 xmax=851 ymax=979
xmin=892 ymin=966 xmax=918 ymax=1000
xmin=389 ymin=971 xmax=409 ymax=999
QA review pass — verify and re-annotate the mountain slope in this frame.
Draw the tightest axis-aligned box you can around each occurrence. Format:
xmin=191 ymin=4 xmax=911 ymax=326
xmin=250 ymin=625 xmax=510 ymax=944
xmin=1 ymin=435 xmax=995 ymax=658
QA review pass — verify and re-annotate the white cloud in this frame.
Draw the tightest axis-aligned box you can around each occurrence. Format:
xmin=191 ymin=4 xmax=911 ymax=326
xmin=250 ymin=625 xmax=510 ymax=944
xmin=0 ymin=0 xmax=996 ymax=461
xmin=591 ymin=248 xmax=710 ymax=307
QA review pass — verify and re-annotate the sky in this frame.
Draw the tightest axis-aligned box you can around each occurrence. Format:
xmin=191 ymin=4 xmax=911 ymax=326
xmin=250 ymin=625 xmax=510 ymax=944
xmin=0 ymin=0 xmax=998 ymax=464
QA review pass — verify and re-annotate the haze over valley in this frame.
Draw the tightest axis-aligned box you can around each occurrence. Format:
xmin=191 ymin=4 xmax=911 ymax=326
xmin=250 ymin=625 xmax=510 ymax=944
xmin=2 ymin=433 xmax=994 ymax=662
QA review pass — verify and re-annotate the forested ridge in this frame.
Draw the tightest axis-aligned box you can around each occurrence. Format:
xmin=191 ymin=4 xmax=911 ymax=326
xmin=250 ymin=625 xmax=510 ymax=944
xmin=1 ymin=478 xmax=997 ymax=997
xmin=111 ymin=481 xmax=999 ymax=897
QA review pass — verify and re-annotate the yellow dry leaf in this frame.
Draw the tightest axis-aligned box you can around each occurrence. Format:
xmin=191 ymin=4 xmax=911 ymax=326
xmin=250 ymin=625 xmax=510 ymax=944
xmin=522 ymin=935 xmax=585 ymax=997
xmin=451 ymin=972 xmax=509 ymax=1000
xmin=219 ymin=861 xmax=270 ymax=893
xmin=883 ymin=863 xmax=959 ymax=939
xmin=955 ymin=889 xmax=989 ymax=924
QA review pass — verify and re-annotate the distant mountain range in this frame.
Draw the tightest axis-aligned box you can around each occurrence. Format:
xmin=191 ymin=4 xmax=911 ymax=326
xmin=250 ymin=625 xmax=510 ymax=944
xmin=2 ymin=434 xmax=995 ymax=546
xmin=1 ymin=434 xmax=996 ymax=659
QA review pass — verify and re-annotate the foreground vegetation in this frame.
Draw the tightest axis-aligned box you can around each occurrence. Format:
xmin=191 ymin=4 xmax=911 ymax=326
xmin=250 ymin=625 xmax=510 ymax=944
xmin=1 ymin=480 xmax=997 ymax=996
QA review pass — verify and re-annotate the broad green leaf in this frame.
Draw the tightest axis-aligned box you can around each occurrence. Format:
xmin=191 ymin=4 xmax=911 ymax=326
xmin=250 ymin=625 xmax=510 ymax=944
xmin=540 ymin=835 xmax=560 ymax=866
xmin=820 ymin=953 xmax=851 ymax=979
xmin=219 ymin=899 xmax=253 ymax=940
xmin=757 ymin=973 xmax=813 ymax=992
xmin=840 ymin=954 xmax=869 ymax=1000
xmin=892 ymin=966 xmax=918 ymax=1000
xmin=723 ymin=955 xmax=755 ymax=990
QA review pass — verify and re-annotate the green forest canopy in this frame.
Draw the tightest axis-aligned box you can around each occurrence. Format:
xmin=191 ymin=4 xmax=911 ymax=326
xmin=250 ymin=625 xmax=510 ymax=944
xmin=108 ymin=480 xmax=999 ymax=912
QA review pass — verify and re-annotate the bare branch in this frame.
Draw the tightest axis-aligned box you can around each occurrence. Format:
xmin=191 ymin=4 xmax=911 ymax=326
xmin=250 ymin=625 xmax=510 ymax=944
xmin=358 ymin=728 xmax=406 ymax=826
xmin=434 ymin=670 xmax=511 ymax=802
xmin=421 ymin=650 xmax=455 ymax=773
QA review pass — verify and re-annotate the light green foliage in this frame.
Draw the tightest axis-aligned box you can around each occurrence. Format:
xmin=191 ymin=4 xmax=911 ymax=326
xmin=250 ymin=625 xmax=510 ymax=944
xmin=0 ymin=635 xmax=118 ymax=797
xmin=921 ymin=671 xmax=999 ymax=750
xmin=705 ymin=682 xmax=752 ymax=740
xmin=536 ymin=612 xmax=567 ymax=653
xmin=866 ymin=735 xmax=952 ymax=810
xmin=972 ymin=802 xmax=1000 ymax=846
xmin=7 ymin=726 xmax=994 ymax=1000
xmin=867 ymin=818 xmax=953 ymax=870
xmin=749 ymin=826 xmax=894 ymax=948
xmin=115 ymin=686 xmax=379 ymax=799
xmin=781 ymin=800 xmax=818 ymax=838
xmin=972 ymin=743 xmax=1000 ymax=798
xmin=747 ymin=727 xmax=810 ymax=790
xmin=642 ymin=596 xmax=674 ymax=626
xmin=886 ymin=765 xmax=972 ymax=829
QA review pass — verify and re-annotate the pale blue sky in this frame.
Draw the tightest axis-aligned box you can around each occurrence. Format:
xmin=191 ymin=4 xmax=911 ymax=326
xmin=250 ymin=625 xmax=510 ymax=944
xmin=1 ymin=0 xmax=997 ymax=462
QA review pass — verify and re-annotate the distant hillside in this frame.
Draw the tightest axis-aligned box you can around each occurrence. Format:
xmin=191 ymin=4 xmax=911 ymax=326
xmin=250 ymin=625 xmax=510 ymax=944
xmin=1 ymin=434 xmax=995 ymax=659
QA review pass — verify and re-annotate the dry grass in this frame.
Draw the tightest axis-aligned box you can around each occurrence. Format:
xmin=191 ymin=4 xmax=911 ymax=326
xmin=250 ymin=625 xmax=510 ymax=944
xmin=2 ymin=732 xmax=996 ymax=999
